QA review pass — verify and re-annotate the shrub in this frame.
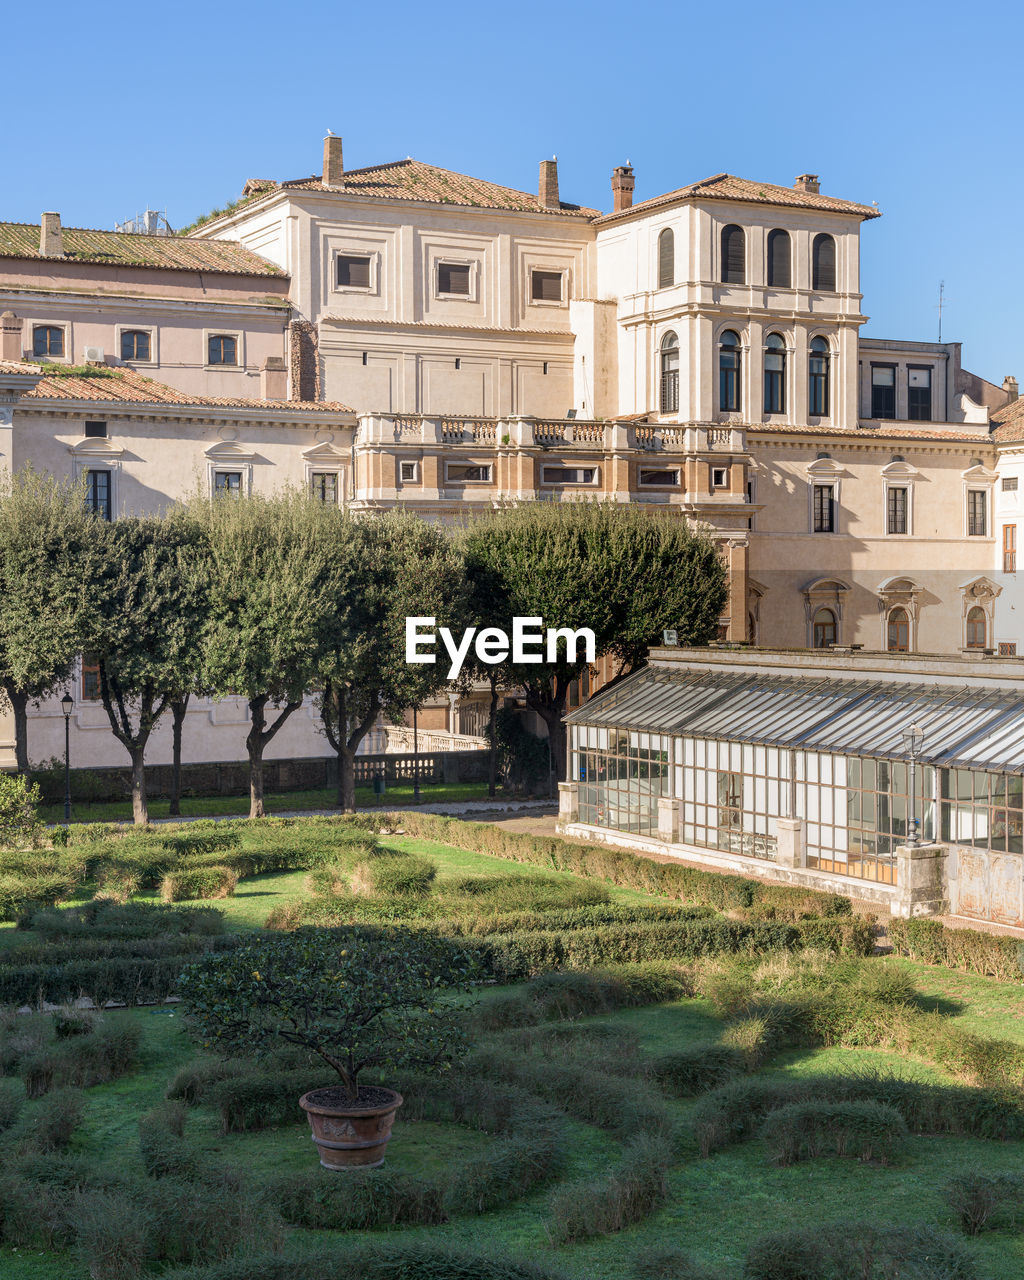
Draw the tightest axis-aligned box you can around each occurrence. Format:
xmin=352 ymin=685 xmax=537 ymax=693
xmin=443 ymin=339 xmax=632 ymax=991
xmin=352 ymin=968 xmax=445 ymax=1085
xmin=208 ymin=1069 xmax=322 ymax=1133
xmin=946 ymin=1169 xmax=1024 ymax=1235
xmin=29 ymin=900 xmax=225 ymax=939
xmin=53 ymin=1006 xmax=98 ymax=1039
xmin=475 ymin=964 xmax=693 ymax=1032
xmin=889 ymin=917 xmax=1024 ymax=982
xmin=70 ymin=1188 xmax=153 ymax=1280
xmin=0 ymin=954 xmax=195 ymax=1008
xmin=166 ymin=1056 xmax=250 ymax=1105
xmin=651 ymin=1044 xmax=747 ymax=1096
xmin=21 ymin=1020 xmax=142 ymax=1096
xmin=0 ymin=1076 xmax=25 ymax=1131
xmin=742 ymin=1221 xmax=977 ymax=1280
xmin=147 ymin=1172 xmax=281 ymax=1266
xmin=0 ymin=773 xmax=44 ymax=850
xmin=270 ymin=1166 xmax=447 ymax=1230
xmin=795 ymin=916 xmax=875 ymax=957
xmin=759 ymin=1099 xmax=907 ymax=1165
xmin=546 ymin=1132 xmax=673 ymax=1244
xmin=0 ymin=870 xmax=81 ymax=921
xmin=631 ymin=1247 xmax=724 ymax=1280
xmin=25 ymin=1085 xmax=86 ymax=1151
xmin=139 ymin=1102 xmax=200 ymax=1180
xmin=351 ymin=852 xmax=436 ymax=897
xmin=161 ymin=865 xmax=238 ymax=902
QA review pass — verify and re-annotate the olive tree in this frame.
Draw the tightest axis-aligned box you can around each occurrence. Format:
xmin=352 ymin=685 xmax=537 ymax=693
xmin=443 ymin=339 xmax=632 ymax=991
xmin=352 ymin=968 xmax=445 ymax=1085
xmin=462 ymin=501 xmax=727 ymax=781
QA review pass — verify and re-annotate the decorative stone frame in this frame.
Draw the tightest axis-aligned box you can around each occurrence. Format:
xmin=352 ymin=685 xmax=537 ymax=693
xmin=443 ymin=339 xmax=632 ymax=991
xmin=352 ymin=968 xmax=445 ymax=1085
xmin=114 ymin=323 xmax=157 ymax=366
xmin=434 ymin=257 xmax=480 ymax=303
xmin=880 ymin=459 xmax=919 ymax=537
xmin=746 ymin=578 xmax=767 ymax=644
xmin=876 ymin=576 xmax=922 ymax=651
xmin=332 ymin=247 xmax=381 ymax=297
xmin=801 ymin=576 xmax=850 ymax=648
xmin=959 ymin=575 xmax=1001 ymax=652
xmin=302 ymin=436 xmax=347 ymax=505
xmin=806 ymin=456 xmax=844 ymax=534
xmin=961 ymin=462 xmax=998 ymax=539
xmin=205 ymin=436 xmax=256 ymax=496
xmin=68 ymin=434 xmax=125 ymax=517
xmin=203 ymin=328 xmax=244 ymax=371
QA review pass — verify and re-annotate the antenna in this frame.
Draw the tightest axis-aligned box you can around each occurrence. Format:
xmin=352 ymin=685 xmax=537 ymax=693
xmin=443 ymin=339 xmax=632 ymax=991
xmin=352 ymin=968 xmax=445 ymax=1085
xmin=937 ymin=279 xmax=945 ymax=343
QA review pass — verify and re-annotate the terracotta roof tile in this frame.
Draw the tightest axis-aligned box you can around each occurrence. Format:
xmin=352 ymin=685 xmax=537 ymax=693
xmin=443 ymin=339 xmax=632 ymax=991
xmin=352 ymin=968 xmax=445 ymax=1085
xmin=21 ymin=366 xmax=352 ymax=413
xmin=596 ymin=173 xmax=880 ymax=225
xmin=230 ymin=158 xmax=598 ymax=218
xmin=751 ymin=422 xmax=990 ymax=443
xmin=991 ymin=398 xmax=1024 ymax=442
xmin=0 ymin=358 xmax=42 ymax=375
xmin=0 ymin=222 xmax=285 ymax=277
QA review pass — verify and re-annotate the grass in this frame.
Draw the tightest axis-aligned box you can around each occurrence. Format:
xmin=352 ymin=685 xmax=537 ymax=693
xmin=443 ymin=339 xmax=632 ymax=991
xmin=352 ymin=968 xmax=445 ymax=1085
xmin=39 ymin=780 xmax=508 ymax=825
xmin=6 ymin=825 xmax=1024 ymax=1277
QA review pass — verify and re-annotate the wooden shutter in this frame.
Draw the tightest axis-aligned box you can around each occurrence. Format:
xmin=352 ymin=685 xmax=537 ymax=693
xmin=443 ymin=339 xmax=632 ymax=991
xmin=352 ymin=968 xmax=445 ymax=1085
xmin=658 ymin=229 xmax=674 ymax=289
xmin=813 ymin=234 xmax=836 ymax=291
xmin=338 ymin=255 xmax=371 ymax=288
xmin=531 ymin=270 xmax=562 ymax=301
xmin=767 ymin=230 xmax=790 ymax=287
xmin=439 ymin=263 xmax=470 ymax=294
xmin=721 ymin=225 xmax=745 ymax=284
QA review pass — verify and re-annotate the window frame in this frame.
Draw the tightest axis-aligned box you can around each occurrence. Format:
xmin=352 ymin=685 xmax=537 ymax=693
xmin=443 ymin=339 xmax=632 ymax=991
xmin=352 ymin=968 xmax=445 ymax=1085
xmin=31 ymin=323 xmax=66 ymax=358
xmin=660 ymin=331 xmax=679 ymax=415
xmin=907 ymin=364 xmax=933 ymax=422
xmin=720 ymin=224 xmax=745 ymax=284
xmin=812 ymin=232 xmax=837 ymax=292
xmin=812 ymin=607 xmax=837 ymax=648
xmin=637 ymin=467 xmax=681 ymax=489
xmin=310 ymin=472 xmax=339 ymax=504
xmin=812 ymin=482 xmax=836 ymax=534
xmin=335 ymin=252 xmax=373 ymax=291
xmin=711 ymin=466 xmax=729 ymax=491
xmin=117 ymin=326 xmax=154 ymax=364
xmin=763 ymin=333 xmax=786 ymax=415
xmin=399 ymin=460 xmax=420 ymax=485
xmin=718 ymin=329 xmax=741 ymax=413
xmin=205 ymin=331 xmax=241 ymax=368
xmin=81 ymin=653 xmax=102 ymax=702
xmin=213 ymin=470 xmax=244 ymax=497
xmin=887 ymin=607 xmax=910 ymax=653
xmin=965 ymin=606 xmax=988 ymax=650
xmin=657 ymin=227 xmax=674 ymax=290
xmin=530 ymin=268 xmax=565 ymax=305
xmin=967 ymin=488 xmax=989 ymax=537
xmin=870 ymin=363 xmax=897 ymax=420
xmin=766 ymin=228 xmax=791 ymax=288
xmin=444 ymin=461 xmax=493 ymax=486
xmin=435 ymin=259 xmax=474 ymax=299
xmin=84 ymin=468 xmax=112 ymax=521
xmin=808 ymin=336 xmax=830 ymax=417
xmin=886 ymin=485 xmax=909 ymax=536
xmin=540 ymin=464 xmax=600 ymax=487
xmin=1004 ymin=523 xmax=1017 ymax=573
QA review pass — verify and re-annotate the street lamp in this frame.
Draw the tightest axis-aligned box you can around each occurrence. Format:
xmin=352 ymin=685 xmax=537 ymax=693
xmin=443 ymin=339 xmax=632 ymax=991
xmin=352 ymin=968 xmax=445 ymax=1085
xmin=60 ymin=692 xmax=74 ymax=825
xmin=412 ymin=704 xmax=421 ymax=803
xmin=902 ymin=722 xmax=925 ymax=847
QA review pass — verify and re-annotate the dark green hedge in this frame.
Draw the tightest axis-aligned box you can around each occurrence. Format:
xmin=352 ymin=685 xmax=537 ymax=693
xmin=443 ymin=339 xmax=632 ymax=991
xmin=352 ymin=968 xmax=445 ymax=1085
xmin=888 ymin=917 xmax=1024 ymax=982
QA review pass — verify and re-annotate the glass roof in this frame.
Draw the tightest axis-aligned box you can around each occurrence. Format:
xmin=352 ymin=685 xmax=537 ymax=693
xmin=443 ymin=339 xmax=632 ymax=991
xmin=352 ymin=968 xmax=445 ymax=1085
xmin=564 ymin=667 xmax=1024 ymax=772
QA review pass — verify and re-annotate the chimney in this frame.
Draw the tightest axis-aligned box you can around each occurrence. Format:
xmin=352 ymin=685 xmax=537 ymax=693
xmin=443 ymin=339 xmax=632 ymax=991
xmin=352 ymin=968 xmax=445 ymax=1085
xmin=40 ymin=212 xmax=63 ymax=257
xmin=539 ymin=158 xmax=559 ymax=210
xmin=260 ymin=355 xmax=288 ymax=400
xmin=323 ymin=134 xmax=344 ymax=187
xmin=1 ymin=312 xmax=22 ymax=362
xmin=611 ymin=164 xmax=635 ymax=213
xmin=794 ymin=174 xmax=820 ymax=195
xmin=1004 ymin=375 xmax=1019 ymax=403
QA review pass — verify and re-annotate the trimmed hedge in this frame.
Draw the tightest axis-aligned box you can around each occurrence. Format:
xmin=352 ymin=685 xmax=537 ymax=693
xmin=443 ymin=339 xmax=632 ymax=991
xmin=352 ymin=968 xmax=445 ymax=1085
xmin=351 ymin=852 xmax=437 ymax=898
xmin=546 ymin=1132 xmax=673 ymax=1245
xmin=651 ymin=1044 xmax=747 ymax=1096
xmin=742 ymin=1221 xmax=977 ymax=1280
xmin=888 ymin=917 xmax=1024 ymax=982
xmin=207 ymin=1069 xmax=322 ymax=1133
xmin=0 ymin=954 xmax=195 ymax=1008
xmin=341 ymin=812 xmax=852 ymax=921
xmin=946 ymin=1168 xmax=1024 ymax=1235
xmin=475 ymin=965 xmax=694 ymax=1032
xmin=28 ymin=901 xmax=226 ymax=939
xmin=161 ymin=865 xmax=238 ymax=902
xmin=759 ymin=1099 xmax=907 ymax=1165
xmin=21 ymin=1021 xmax=142 ymax=1097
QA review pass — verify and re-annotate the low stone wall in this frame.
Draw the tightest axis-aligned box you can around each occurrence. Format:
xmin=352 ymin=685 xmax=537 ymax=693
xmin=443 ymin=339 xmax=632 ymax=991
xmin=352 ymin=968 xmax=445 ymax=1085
xmin=30 ymin=750 xmax=490 ymax=805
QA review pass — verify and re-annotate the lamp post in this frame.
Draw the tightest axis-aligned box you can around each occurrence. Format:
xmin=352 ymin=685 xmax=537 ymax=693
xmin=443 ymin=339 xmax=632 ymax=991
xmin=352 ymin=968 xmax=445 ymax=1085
xmin=902 ymin=721 xmax=924 ymax=847
xmin=60 ymin=693 xmax=74 ymax=825
xmin=412 ymin=704 xmax=420 ymax=803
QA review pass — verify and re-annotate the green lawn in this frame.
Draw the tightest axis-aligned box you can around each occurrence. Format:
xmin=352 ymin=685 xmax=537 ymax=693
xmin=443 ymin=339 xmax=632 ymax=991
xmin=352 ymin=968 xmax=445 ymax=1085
xmin=39 ymin=779 xmax=506 ymax=825
xmin=4 ymin=829 xmax=1024 ymax=1278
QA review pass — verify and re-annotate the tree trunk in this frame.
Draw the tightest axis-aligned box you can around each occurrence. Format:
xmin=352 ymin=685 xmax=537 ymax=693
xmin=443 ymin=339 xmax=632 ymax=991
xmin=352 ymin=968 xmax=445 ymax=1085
xmin=338 ymin=744 xmax=357 ymax=813
xmin=7 ymin=688 xmax=29 ymax=775
xmin=246 ymin=693 xmax=302 ymax=820
xmin=130 ymin=745 xmax=148 ymax=826
xmin=525 ymin=679 xmax=569 ymax=789
xmin=169 ymin=696 xmax=189 ymax=817
xmin=486 ymin=675 xmax=499 ymax=799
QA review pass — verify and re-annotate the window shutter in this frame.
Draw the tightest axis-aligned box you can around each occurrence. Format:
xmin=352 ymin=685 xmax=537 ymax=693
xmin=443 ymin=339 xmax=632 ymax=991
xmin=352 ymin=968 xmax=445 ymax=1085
xmin=531 ymin=270 xmax=563 ymax=301
xmin=658 ymin=229 xmax=674 ymax=289
xmin=813 ymin=234 xmax=836 ymax=291
xmin=338 ymin=255 xmax=371 ymax=288
xmin=722 ymin=225 xmax=745 ymax=284
xmin=767 ymin=230 xmax=790 ymax=288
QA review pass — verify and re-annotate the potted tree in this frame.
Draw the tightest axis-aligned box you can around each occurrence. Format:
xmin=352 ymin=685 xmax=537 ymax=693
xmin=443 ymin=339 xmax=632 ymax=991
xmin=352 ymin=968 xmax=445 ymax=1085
xmin=178 ymin=926 xmax=478 ymax=1170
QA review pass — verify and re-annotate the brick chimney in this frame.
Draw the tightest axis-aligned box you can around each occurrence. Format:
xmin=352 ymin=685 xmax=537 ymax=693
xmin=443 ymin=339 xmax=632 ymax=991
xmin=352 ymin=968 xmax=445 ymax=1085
xmin=794 ymin=174 xmax=820 ymax=195
xmin=260 ymin=355 xmax=287 ymax=400
xmin=1004 ymin=375 xmax=1019 ymax=403
xmin=611 ymin=164 xmax=635 ymax=213
xmin=323 ymin=134 xmax=344 ymax=187
xmin=539 ymin=158 xmax=560 ymax=210
xmin=40 ymin=212 xmax=63 ymax=257
xmin=1 ymin=312 xmax=22 ymax=362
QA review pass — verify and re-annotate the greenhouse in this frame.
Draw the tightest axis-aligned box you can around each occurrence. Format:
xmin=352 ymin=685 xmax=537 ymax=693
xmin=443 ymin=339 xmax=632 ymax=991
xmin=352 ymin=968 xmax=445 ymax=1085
xmin=563 ymin=657 xmax=1024 ymax=892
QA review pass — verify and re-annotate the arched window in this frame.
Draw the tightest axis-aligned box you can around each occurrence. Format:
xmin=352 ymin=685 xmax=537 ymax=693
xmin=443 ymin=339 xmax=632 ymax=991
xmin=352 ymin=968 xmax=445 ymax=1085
xmin=767 ymin=229 xmax=791 ymax=288
xmin=660 ymin=331 xmax=679 ymax=414
xmin=764 ymin=333 xmax=786 ymax=414
xmin=657 ymin=228 xmax=674 ymax=289
xmin=887 ymin=607 xmax=910 ymax=652
xmin=747 ymin=612 xmax=757 ymax=644
xmin=809 ymin=336 xmax=830 ymax=416
xmin=812 ymin=233 xmax=836 ymax=292
xmin=812 ymin=608 xmax=837 ymax=648
xmin=966 ymin=607 xmax=987 ymax=650
xmin=719 ymin=330 xmax=741 ymax=412
xmin=721 ymin=224 xmax=745 ymax=284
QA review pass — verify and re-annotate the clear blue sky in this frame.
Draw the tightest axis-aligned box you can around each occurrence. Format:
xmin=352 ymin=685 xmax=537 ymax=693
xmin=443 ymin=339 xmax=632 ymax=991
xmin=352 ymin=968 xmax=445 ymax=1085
xmin=3 ymin=0 xmax=1019 ymax=383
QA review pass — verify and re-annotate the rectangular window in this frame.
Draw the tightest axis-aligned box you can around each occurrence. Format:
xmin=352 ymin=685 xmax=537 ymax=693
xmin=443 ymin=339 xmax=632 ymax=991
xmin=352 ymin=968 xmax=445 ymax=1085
xmin=120 ymin=329 xmax=151 ymax=361
xmin=85 ymin=421 xmax=107 ymax=439
xmin=871 ymin=365 xmax=896 ymax=419
xmin=717 ymin=771 xmax=742 ymax=829
xmin=81 ymin=653 xmax=101 ymax=702
xmin=337 ymin=254 xmax=371 ymax=288
xmin=1003 ymin=476 xmax=1019 ymax=492
xmin=813 ymin=483 xmax=835 ymax=533
xmin=711 ymin=466 xmax=729 ymax=490
xmin=999 ymin=642 xmax=1018 ymax=656
xmin=85 ymin=470 xmax=111 ymax=520
xmin=208 ymin=335 xmax=237 ymax=365
xmin=907 ymin=366 xmax=932 ymax=421
xmin=1004 ymin=524 xmax=1017 ymax=573
xmin=968 ymin=489 xmax=988 ymax=537
xmin=887 ymin=486 xmax=908 ymax=535
xmin=638 ymin=468 xmax=680 ymax=487
xmin=214 ymin=471 xmax=242 ymax=496
xmin=445 ymin=463 xmax=491 ymax=484
xmin=437 ymin=262 xmax=471 ymax=295
xmin=541 ymin=466 xmax=597 ymax=485
xmin=399 ymin=461 xmax=419 ymax=483
xmin=531 ymin=270 xmax=563 ymax=302
xmin=311 ymin=473 xmax=338 ymax=504
xmin=32 ymin=325 xmax=64 ymax=357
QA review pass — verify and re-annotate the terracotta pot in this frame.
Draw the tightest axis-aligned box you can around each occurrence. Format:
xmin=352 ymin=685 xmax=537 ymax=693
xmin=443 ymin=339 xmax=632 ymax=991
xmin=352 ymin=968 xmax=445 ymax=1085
xmin=299 ymin=1086 xmax=403 ymax=1170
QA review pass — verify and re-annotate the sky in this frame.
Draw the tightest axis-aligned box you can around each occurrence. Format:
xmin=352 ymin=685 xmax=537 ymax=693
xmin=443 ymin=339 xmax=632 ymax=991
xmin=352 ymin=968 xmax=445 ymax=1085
xmin=2 ymin=0 xmax=1021 ymax=383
